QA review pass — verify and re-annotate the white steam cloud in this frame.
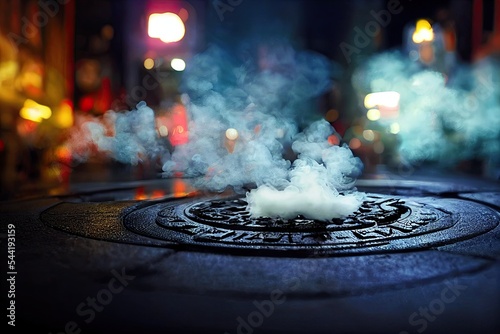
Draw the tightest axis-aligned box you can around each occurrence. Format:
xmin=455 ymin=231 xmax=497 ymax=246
xmin=353 ymin=51 xmax=500 ymax=165
xmin=164 ymin=45 xmax=364 ymax=220
xmin=246 ymin=120 xmax=364 ymax=220
xmin=67 ymin=101 xmax=168 ymax=165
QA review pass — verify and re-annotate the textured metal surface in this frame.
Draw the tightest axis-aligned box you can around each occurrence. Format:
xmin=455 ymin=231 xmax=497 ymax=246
xmin=123 ymin=194 xmax=497 ymax=255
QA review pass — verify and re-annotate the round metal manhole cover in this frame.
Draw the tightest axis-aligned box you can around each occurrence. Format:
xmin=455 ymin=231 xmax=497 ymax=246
xmin=120 ymin=194 xmax=498 ymax=255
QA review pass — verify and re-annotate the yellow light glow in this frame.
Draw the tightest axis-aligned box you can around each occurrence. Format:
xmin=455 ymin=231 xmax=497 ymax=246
xmin=225 ymin=128 xmax=238 ymax=140
xmin=148 ymin=12 xmax=185 ymax=43
xmin=364 ymin=91 xmax=400 ymax=109
xmin=171 ymin=58 xmax=186 ymax=71
xmin=20 ymin=99 xmax=52 ymax=123
xmin=54 ymin=100 xmax=73 ymax=128
xmin=144 ymin=58 xmax=155 ymax=70
xmin=390 ymin=122 xmax=400 ymax=134
xmin=412 ymin=19 xmax=434 ymax=44
xmin=362 ymin=130 xmax=375 ymax=141
xmin=20 ymin=108 xmax=43 ymax=122
xmin=367 ymin=109 xmax=381 ymax=121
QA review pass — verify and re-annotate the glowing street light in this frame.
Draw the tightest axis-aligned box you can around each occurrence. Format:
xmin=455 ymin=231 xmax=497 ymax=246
xmin=144 ymin=58 xmax=155 ymax=70
xmin=171 ymin=58 xmax=186 ymax=71
xmin=364 ymin=91 xmax=400 ymax=109
xmin=225 ymin=128 xmax=239 ymax=140
xmin=412 ymin=19 xmax=434 ymax=44
xmin=225 ymin=128 xmax=239 ymax=154
xmin=148 ymin=12 xmax=185 ymax=43
xmin=20 ymin=99 xmax=52 ymax=123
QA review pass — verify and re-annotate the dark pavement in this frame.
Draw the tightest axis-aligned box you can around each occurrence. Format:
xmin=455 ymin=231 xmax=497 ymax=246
xmin=1 ymin=167 xmax=499 ymax=334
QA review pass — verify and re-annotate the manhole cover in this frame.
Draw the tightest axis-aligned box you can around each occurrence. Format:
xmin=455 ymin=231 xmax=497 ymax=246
xmin=119 ymin=194 xmax=498 ymax=255
xmin=40 ymin=192 xmax=499 ymax=256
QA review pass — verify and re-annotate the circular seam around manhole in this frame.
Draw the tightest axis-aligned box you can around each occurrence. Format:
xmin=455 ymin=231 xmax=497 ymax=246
xmin=120 ymin=194 xmax=498 ymax=255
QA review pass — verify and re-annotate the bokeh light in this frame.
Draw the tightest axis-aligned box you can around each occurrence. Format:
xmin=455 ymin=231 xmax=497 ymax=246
xmin=349 ymin=138 xmax=362 ymax=150
xmin=367 ymin=109 xmax=381 ymax=121
xmin=390 ymin=123 xmax=401 ymax=134
xmin=171 ymin=58 xmax=186 ymax=71
xmin=363 ymin=130 xmax=375 ymax=141
xmin=144 ymin=58 xmax=155 ymax=70
xmin=148 ymin=12 xmax=185 ymax=43
xmin=225 ymin=128 xmax=239 ymax=140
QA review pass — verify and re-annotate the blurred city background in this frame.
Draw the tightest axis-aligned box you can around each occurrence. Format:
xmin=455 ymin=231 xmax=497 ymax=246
xmin=0 ymin=0 xmax=499 ymax=199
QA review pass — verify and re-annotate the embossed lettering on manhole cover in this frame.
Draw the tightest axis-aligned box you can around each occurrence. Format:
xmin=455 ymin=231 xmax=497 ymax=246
xmin=121 ymin=194 xmax=498 ymax=255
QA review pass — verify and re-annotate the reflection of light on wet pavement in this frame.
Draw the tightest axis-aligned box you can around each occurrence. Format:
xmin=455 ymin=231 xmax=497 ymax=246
xmin=173 ymin=178 xmax=190 ymax=198
xmin=133 ymin=178 xmax=197 ymax=200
